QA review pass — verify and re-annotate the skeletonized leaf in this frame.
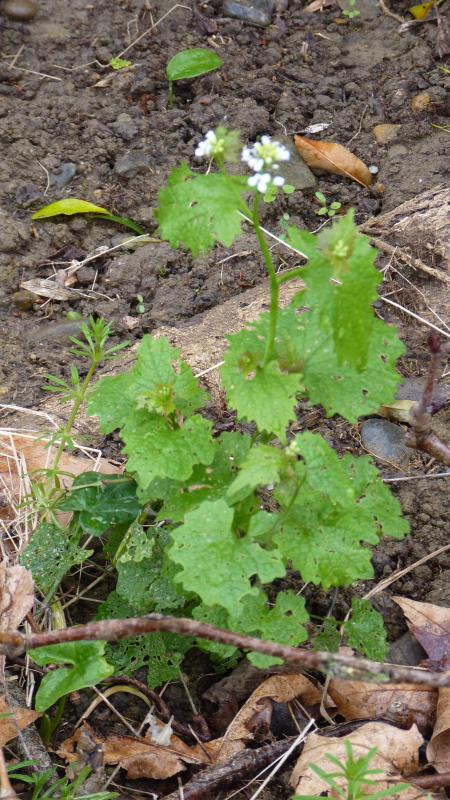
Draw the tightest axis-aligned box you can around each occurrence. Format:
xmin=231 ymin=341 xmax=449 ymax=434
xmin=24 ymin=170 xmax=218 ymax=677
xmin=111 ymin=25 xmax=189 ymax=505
xmin=294 ymin=135 xmax=373 ymax=187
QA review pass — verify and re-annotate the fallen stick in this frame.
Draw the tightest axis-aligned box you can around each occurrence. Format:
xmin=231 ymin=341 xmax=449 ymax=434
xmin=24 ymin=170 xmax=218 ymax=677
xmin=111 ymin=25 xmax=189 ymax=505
xmin=2 ymin=613 xmax=450 ymax=688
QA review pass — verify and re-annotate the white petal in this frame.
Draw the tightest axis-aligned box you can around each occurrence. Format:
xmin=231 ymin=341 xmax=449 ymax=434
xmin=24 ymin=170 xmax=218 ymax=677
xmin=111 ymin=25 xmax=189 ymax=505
xmin=205 ymin=130 xmax=216 ymax=141
xmin=248 ymin=174 xmax=259 ymax=187
xmin=261 ymin=135 xmax=271 ymax=145
xmin=273 ymin=175 xmax=285 ymax=186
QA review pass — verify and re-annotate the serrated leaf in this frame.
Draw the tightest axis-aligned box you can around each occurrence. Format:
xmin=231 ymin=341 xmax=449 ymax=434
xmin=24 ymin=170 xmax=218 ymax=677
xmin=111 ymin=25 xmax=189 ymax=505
xmin=56 ymin=472 xmax=139 ymax=535
xmin=192 ymin=604 xmax=239 ymax=662
xmin=169 ymin=500 xmax=285 ymax=615
xmin=272 ymin=432 xmax=407 ymax=588
xmin=166 ymin=48 xmax=223 ymax=81
xmin=31 ymin=641 xmax=114 ymax=711
xmin=221 ymin=322 xmax=302 ymax=440
xmin=32 ymin=198 xmax=109 ymax=219
xmin=232 ymin=590 xmax=309 ymax=668
xmin=123 ymin=412 xmax=214 ymax=491
xmin=88 ymin=336 xmax=207 ymax=435
xmin=155 ymin=163 xmax=247 ymax=257
xmin=116 ymin=525 xmax=183 ymax=613
xmin=344 ymin=599 xmax=387 ymax=661
xmin=20 ymin=523 xmax=90 ymax=595
xmin=144 ymin=431 xmax=253 ymax=520
xmin=227 ymin=444 xmax=291 ymax=502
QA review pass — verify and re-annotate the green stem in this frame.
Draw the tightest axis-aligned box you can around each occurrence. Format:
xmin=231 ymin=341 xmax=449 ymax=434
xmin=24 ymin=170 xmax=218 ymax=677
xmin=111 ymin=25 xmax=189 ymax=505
xmin=51 ymin=361 xmax=97 ymax=484
xmin=252 ymin=195 xmax=279 ymax=365
xmin=277 ymin=266 xmax=306 ymax=285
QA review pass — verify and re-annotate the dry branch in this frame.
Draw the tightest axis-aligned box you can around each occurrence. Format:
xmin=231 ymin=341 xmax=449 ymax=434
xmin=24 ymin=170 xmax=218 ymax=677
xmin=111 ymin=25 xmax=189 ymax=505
xmin=2 ymin=614 xmax=450 ymax=688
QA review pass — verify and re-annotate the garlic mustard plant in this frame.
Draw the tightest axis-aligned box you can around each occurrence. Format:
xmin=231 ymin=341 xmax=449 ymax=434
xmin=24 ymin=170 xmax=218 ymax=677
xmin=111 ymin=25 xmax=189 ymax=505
xmin=23 ymin=127 xmax=409 ymax=694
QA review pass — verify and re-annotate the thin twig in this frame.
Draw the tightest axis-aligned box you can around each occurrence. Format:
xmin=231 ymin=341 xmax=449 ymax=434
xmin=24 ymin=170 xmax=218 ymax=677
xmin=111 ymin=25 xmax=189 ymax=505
xmin=3 ymin=614 xmax=450 ymax=687
xmin=405 ymin=336 xmax=450 ymax=465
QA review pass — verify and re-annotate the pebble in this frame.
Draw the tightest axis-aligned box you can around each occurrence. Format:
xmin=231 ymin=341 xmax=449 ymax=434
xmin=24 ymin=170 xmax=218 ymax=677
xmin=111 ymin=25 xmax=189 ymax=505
xmin=3 ymin=0 xmax=38 ymax=20
xmin=11 ymin=289 xmax=35 ymax=310
xmin=223 ymin=0 xmax=275 ymax=26
xmin=0 ymin=216 xmax=30 ymax=253
xmin=114 ymin=149 xmax=150 ymax=178
xmin=49 ymin=162 xmax=76 ymax=189
xmin=113 ymin=113 xmax=138 ymax=142
xmin=275 ymin=136 xmax=317 ymax=190
xmin=360 ymin=418 xmax=411 ymax=468
xmin=30 ymin=320 xmax=84 ymax=344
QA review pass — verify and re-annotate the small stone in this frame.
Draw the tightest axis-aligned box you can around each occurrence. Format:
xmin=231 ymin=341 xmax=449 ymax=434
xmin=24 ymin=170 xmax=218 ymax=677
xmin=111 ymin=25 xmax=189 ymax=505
xmin=75 ymin=267 xmax=96 ymax=286
xmin=0 ymin=216 xmax=30 ymax=253
xmin=11 ymin=289 xmax=35 ymax=310
xmin=222 ymin=0 xmax=275 ymax=26
xmin=411 ymin=92 xmax=431 ymax=112
xmin=3 ymin=0 xmax=37 ymax=20
xmin=373 ymin=124 xmax=401 ymax=145
xmin=49 ymin=163 xmax=76 ymax=188
xmin=30 ymin=320 xmax=84 ymax=344
xmin=360 ymin=418 xmax=411 ymax=468
xmin=274 ymin=136 xmax=316 ymax=190
xmin=114 ymin=150 xmax=150 ymax=178
xmin=113 ymin=113 xmax=138 ymax=142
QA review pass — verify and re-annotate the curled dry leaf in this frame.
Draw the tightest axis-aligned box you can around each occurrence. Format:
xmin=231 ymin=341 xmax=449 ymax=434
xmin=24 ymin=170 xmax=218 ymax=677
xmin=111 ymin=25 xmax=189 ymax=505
xmin=373 ymin=124 xmax=401 ymax=145
xmin=394 ymin=597 xmax=450 ymax=774
xmin=304 ymin=0 xmax=336 ymax=11
xmin=294 ymin=135 xmax=373 ymax=187
xmin=0 ymin=696 xmax=40 ymax=747
xmin=216 ymin=673 xmax=330 ymax=763
xmin=328 ymin=678 xmax=436 ymax=733
xmin=290 ymin=721 xmax=424 ymax=797
xmin=58 ymin=722 xmax=234 ymax=780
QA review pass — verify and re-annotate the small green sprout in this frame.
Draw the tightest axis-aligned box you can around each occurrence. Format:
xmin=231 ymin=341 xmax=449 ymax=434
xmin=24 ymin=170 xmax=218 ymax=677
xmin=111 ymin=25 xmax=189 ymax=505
xmin=264 ymin=182 xmax=295 ymax=204
xmin=166 ymin=48 xmax=223 ymax=106
xmin=136 ymin=293 xmax=146 ymax=314
xmin=109 ymin=57 xmax=132 ymax=70
xmin=314 ymin=191 xmax=342 ymax=218
xmin=342 ymin=0 xmax=360 ymax=18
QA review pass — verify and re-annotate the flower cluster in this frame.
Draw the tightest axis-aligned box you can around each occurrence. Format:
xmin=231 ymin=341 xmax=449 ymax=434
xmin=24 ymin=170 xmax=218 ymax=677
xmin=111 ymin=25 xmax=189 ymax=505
xmin=194 ymin=129 xmax=290 ymax=195
xmin=242 ymin=135 xmax=290 ymax=194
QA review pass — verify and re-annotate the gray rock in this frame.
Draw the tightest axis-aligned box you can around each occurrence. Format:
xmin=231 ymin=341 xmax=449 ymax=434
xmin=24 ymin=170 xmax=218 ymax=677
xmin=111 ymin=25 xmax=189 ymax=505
xmin=49 ymin=163 xmax=76 ymax=188
xmin=0 ymin=215 xmax=31 ymax=252
xmin=30 ymin=320 xmax=84 ymax=344
xmin=223 ymin=0 xmax=275 ymax=26
xmin=275 ymin=136 xmax=316 ymax=190
xmin=113 ymin=113 xmax=138 ymax=142
xmin=360 ymin=418 xmax=411 ymax=468
xmin=114 ymin=149 xmax=150 ymax=178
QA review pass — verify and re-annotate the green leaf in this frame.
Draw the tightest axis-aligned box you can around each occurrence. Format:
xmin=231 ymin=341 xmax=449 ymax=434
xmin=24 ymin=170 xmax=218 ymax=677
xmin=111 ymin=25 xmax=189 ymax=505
xmin=155 ymin=163 xmax=247 ymax=257
xmin=272 ymin=432 xmax=408 ymax=588
xmin=109 ymin=57 xmax=132 ymax=70
xmin=32 ymin=199 xmax=109 ymax=219
xmin=166 ymin=48 xmax=223 ymax=82
xmin=226 ymin=444 xmax=291 ymax=502
xmin=284 ymin=215 xmax=404 ymax=420
xmin=192 ymin=604 xmax=239 ymax=662
xmin=20 ymin=523 xmax=90 ymax=595
xmin=313 ymin=618 xmax=341 ymax=653
xmin=232 ymin=591 xmax=309 ymax=668
xmin=31 ymin=641 xmax=114 ymax=711
xmin=221 ymin=319 xmax=302 ymax=441
xmin=169 ymin=499 xmax=285 ymax=615
xmin=123 ymin=412 xmax=214 ymax=491
xmin=116 ymin=525 xmax=183 ymax=613
xmin=56 ymin=473 xmax=139 ymax=535
xmin=344 ymin=599 xmax=387 ymax=661
xmin=88 ymin=335 xmax=207 ymax=435
xmin=145 ymin=431 xmax=253 ymax=520
xmin=97 ymin=592 xmax=189 ymax=688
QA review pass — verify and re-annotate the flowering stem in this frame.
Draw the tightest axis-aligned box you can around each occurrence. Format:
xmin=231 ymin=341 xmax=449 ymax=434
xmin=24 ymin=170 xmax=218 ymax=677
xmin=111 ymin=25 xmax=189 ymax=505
xmin=252 ymin=195 xmax=279 ymax=365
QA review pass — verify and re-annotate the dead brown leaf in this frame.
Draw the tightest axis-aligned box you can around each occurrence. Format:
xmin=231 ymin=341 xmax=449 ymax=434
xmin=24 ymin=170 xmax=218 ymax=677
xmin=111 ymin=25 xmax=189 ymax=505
xmin=304 ymin=0 xmax=336 ymax=11
xmin=294 ymin=135 xmax=373 ymax=187
xmin=58 ymin=722 xmax=234 ymax=780
xmin=328 ymin=678 xmax=436 ymax=733
xmin=291 ymin=722 xmax=424 ymax=797
xmin=394 ymin=597 xmax=450 ymax=774
xmin=216 ymin=673 xmax=329 ymax=763
xmin=393 ymin=597 xmax=450 ymax=663
xmin=0 ymin=565 xmax=33 ymax=632
xmin=373 ymin=124 xmax=401 ymax=145
xmin=0 ymin=696 xmax=40 ymax=747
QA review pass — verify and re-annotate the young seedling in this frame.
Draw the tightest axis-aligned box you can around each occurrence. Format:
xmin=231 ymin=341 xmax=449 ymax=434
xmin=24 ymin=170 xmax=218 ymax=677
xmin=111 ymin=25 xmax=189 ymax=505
xmin=314 ymin=190 xmax=342 ymax=217
xmin=342 ymin=0 xmax=360 ymax=19
xmin=166 ymin=48 xmax=223 ymax=106
xmin=136 ymin=293 xmax=146 ymax=314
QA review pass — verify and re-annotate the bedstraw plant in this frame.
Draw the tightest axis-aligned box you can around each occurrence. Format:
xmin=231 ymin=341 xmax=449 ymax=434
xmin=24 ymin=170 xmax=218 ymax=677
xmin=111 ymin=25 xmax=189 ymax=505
xmin=23 ymin=127 xmax=409 ymax=702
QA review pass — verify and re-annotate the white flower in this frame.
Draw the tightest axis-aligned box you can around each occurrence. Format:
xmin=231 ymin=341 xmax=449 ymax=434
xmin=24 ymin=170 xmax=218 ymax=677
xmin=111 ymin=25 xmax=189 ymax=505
xmin=248 ymin=172 xmax=272 ymax=193
xmin=195 ymin=130 xmax=221 ymax=159
xmin=273 ymin=175 xmax=285 ymax=187
xmin=241 ymin=136 xmax=290 ymax=172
